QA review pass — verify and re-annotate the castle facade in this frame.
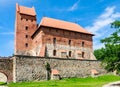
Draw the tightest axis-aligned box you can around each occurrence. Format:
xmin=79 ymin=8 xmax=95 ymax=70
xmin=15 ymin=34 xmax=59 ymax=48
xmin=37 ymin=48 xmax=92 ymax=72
xmin=15 ymin=4 xmax=95 ymax=60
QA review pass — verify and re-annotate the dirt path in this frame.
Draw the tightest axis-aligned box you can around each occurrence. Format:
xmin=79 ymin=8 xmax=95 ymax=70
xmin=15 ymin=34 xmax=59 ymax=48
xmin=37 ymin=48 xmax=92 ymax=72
xmin=103 ymin=81 xmax=120 ymax=87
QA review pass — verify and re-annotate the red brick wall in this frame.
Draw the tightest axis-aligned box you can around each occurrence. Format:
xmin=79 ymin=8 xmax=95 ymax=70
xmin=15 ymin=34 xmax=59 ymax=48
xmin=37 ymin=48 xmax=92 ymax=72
xmin=41 ymin=27 xmax=93 ymax=49
xmin=15 ymin=11 xmax=37 ymax=54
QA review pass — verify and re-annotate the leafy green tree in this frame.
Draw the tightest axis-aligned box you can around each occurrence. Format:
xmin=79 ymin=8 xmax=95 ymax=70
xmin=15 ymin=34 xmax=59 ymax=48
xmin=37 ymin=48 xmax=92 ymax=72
xmin=94 ymin=48 xmax=105 ymax=61
xmin=94 ymin=20 xmax=120 ymax=74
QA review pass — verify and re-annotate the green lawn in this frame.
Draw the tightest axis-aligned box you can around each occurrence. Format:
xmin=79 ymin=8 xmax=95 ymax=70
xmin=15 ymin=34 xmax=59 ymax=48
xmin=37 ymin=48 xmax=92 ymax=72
xmin=2 ymin=75 xmax=120 ymax=87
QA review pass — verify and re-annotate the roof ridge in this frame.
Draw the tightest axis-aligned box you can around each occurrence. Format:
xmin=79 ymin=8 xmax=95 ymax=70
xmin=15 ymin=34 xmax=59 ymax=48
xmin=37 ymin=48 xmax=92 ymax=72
xmin=42 ymin=17 xmax=80 ymax=26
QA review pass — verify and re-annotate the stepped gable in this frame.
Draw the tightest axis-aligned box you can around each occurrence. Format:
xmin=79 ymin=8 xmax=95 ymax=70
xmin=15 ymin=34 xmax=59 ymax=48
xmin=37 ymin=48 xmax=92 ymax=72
xmin=16 ymin=3 xmax=36 ymax=16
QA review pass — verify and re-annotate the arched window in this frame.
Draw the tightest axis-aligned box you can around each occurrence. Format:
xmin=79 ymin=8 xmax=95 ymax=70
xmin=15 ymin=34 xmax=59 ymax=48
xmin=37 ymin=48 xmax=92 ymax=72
xmin=82 ymin=42 xmax=84 ymax=47
xmin=25 ymin=26 xmax=28 ymax=30
xmin=68 ymin=40 xmax=71 ymax=45
xmin=25 ymin=43 xmax=28 ymax=47
xmin=82 ymin=52 xmax=85 ymax=58
xmin=25 ymin=35 xmax=28 ymax=38
xmin=53 ymin=38 xmax=56 ymax=44
xmin=69 ymin=51 xmax=71 ymax=57
xmin=53 ymin=50 xmax=56 ymax=56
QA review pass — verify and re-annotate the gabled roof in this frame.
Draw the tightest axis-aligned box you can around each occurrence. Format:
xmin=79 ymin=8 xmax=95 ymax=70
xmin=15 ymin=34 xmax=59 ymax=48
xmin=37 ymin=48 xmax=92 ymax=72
xmin=39 ymin=17 xmax=93 ymax=35
xmin=16 ymin=3 xmax=36 ymax=16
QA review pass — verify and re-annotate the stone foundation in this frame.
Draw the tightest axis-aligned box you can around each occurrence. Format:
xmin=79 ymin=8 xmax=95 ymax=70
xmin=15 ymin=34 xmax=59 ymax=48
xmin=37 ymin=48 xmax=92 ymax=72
xmin=13 ymin=55 xmax=106 ymax=82
xmin=0 ymin=58 xmax=13 ymax=82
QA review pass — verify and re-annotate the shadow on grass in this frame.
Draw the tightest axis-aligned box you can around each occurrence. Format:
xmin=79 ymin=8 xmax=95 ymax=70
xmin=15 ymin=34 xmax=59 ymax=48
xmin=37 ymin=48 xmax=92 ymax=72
xmin=0 ymin=82 xmax=7 ymax=86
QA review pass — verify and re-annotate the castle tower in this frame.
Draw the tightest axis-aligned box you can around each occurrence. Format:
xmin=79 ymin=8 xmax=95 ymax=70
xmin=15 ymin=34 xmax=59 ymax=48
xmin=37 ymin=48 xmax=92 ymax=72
xmin=14 ymin=3 xmax=37 ymax=55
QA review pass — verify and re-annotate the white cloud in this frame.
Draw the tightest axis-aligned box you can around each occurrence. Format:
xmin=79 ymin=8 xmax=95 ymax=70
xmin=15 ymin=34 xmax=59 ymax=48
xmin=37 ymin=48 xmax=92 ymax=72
xmin=68 ymin=0 xmax=80 ymax=11
xmin=85 ymin=6 xmax=120 ymax=33
xmin=0 ymin=32 xmax=14 ymax=35
xmin=93 ymin=41 xmax=104 ymax=50
xmin=85 ymin=6 xmax=120 ymax=49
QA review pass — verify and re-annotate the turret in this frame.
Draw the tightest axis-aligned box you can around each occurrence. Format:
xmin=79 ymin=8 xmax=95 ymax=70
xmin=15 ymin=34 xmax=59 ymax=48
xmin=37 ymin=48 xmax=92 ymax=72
xmin=14 ymin=3 xmax=37 ymax=55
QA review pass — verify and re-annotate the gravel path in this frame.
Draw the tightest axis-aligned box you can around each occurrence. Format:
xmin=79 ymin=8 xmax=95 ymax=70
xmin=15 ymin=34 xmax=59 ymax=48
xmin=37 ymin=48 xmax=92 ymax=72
xmin=103 ymin=81 xmax=120 ymax=87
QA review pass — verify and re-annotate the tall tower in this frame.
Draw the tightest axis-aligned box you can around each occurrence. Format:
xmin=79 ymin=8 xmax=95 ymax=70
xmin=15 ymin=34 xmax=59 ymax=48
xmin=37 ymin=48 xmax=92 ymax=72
xmin=14 ymin=3 xmax=37 ymax=55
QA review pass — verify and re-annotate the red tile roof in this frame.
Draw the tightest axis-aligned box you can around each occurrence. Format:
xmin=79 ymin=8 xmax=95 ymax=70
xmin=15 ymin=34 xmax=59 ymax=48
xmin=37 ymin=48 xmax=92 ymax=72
xmin=39 ymin=17 xmax=93 ymax=35
xmin=16 ymin=3 xmax=36 ymax=16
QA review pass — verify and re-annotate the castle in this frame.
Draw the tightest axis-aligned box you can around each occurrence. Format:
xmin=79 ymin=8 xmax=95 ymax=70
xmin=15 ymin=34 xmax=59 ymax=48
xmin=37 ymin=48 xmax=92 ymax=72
xmin=15 ymin=3 xmax=96 ymax=60
xmin=0 ymin=4 xmax=106 ymax=83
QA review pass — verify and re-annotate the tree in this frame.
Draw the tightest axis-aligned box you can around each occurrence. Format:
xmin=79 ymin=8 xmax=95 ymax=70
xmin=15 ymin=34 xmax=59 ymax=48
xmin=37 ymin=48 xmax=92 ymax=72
xmin=44 ymin=62 xmax=51 ymax=80
xmin=94 ymin=48 xmax=105 ymax=61
xmin=94 ymin=20 xmax=120 ymax=74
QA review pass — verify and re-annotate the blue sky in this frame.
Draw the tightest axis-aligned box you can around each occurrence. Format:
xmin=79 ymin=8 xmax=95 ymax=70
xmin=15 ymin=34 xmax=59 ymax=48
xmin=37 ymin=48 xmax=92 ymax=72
xmin=0 ymin=0 xmax=120 ymax=56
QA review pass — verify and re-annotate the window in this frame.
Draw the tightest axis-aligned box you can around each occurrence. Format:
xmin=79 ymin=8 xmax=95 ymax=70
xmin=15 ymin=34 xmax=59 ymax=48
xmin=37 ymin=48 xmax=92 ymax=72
xmin=53 ymin=38 xmax=56 ymax=44
xmin=68 ymin=40 xmax=71 ymax=45
xmin=61 ymin=52 xmax=67 ymax=57
xmin=53 ymin=50 xmax=56 ymax=56
xmin=26 ymin=19 xmax=28 ymax=21
xmin=25 ymin=43 xmax=28 ymax=47
xmin=25 ymin=26 xmax=28 ymax=30
xmin=82 ymin=42 xmax=84 ymax=47
xmin=25 ymin=35 xmax=28 ymax=38
xmin=82 ymin=52 xmax=84 ymax=58
xmin=21 ymin=18 xmax=23 ymax=20
xmin=69 ymin=51 xmax=71 ymax=57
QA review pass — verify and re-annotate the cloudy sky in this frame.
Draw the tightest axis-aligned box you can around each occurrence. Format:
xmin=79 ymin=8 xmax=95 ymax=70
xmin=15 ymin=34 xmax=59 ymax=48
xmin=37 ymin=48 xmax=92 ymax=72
xmin=0 ymin=0 xmax=120 ymax=56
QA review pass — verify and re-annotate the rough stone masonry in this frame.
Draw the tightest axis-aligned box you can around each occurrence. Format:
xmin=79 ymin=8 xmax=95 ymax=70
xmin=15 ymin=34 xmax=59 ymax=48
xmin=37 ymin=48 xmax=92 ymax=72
xmin=13 ymin=55 xmax=106 ymax=82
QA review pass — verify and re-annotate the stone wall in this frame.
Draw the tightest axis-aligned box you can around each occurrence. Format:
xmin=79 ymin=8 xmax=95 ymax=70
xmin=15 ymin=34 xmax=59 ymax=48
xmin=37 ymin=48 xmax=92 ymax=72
xmin=0 ymin=57 xmax=13 ymax=82
xmin=13 ymin=55 xmax=106 ymax=82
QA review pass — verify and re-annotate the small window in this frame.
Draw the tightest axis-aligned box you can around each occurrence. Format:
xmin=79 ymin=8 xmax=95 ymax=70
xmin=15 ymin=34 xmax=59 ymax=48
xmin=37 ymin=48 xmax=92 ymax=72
xmin=25 ymin=26 xmax=28 ymax=30
xmin=82 ymin=42 xmax=84 ymax=47
xmin=82 ymin=52 xmax=84 ymax=58
xmin=68 ymin=40 xmax=71 ymax=45
xmin=25 ymin=43 xmax=28 ymax=47
xmin=21 ymin=18 xmax=23 ymax=20
xmin=53 ymin=38 xmax=56 ymax=44
xmin=53 ymin=50 xmax=56 ymax=56
xmin=26 ymin=19 xmax=28 ymax=21
xmin=25 ymin=35 xmax=28 ymax=38
xmin=69 ymin=51 xmax=71 ymax=57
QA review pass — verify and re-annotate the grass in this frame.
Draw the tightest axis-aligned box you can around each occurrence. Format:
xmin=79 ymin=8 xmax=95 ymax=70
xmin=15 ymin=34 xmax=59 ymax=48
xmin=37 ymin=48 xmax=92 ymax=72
xmin=1 ymin=75 xmax=120 ymax=87
xmin=0 ymin=82 xmax=7 ymax=85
